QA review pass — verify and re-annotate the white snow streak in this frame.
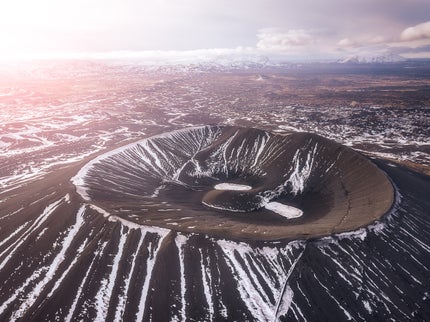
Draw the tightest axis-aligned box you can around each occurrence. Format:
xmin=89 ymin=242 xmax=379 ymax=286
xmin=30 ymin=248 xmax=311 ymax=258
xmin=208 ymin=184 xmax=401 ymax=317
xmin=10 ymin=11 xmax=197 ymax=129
xmin=274 ymin=247 xmax=306 ymax=320
xmin=175 ymin=234 xmax=188 ymax=322
xmin=200 ymin=250 xmax=214 ymax=320
xmin=10 ymin=205 xmax=86 ymax=320
xmin=135 ymin=230 xmax=168 ymax=321
xmin=94 ymin=225 xmax=128 ymax=322
xmin=285 ymin=142 xmax=318 ymax=195
xmin=0 ymin=197 xmax=65 ymax=271
xmin=114 ymin=230 xmax=145 ymax=321
xmin=217 ymin=240 xmax=274 ymax=321
xmin=65 ymin=240 xmax=108 ymax=322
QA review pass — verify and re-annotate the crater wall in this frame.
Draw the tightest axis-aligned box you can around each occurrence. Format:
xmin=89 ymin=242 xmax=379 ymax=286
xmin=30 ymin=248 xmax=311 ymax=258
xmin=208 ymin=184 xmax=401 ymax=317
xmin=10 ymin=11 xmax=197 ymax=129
xmin=73 ymin=126 xmax=394 ymax=240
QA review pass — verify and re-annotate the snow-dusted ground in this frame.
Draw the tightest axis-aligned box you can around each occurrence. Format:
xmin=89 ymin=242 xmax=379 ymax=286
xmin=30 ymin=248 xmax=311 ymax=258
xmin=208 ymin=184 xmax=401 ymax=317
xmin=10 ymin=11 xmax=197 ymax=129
xmin=0 ymin=60 xmax=428 ymax=196
xmin=0 ymin=60 xmax=429 ymax=320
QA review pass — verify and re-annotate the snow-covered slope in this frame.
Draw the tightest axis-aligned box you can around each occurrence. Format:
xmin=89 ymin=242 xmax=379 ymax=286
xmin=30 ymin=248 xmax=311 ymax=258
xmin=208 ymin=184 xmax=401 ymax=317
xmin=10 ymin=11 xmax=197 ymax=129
xmin=338 ymin=52 xmax=407 ymax=64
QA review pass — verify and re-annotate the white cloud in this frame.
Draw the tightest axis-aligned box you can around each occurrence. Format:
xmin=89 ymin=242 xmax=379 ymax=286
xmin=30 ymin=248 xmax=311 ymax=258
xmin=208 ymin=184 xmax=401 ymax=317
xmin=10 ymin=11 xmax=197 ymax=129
xmin=256 ymin=28 xmax=314 ymax=51
xmin=400 ymin=21 xmax=430 ymax=41
xmin=337 ymin=35 xmax=386 ymax=49
xmin=337 ymin=38 xmax=356 ymax=47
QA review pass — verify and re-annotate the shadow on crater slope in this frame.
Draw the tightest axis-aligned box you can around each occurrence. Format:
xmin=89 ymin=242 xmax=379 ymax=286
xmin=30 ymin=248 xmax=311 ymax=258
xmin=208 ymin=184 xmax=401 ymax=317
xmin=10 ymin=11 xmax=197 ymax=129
xmin=73 ymin=126 xmax=394 ymax=240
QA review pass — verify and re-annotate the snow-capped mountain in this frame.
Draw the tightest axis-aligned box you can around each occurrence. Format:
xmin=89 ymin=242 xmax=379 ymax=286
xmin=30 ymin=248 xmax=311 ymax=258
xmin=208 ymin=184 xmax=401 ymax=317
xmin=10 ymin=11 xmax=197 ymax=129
xmin=338 ymin=52 xmax=407 ymax=64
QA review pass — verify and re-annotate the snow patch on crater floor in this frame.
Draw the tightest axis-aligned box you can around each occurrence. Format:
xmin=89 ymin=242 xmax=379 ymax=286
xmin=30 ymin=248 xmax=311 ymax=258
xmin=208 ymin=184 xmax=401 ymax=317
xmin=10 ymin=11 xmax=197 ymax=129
xmin=264 ymin=202 xmax=303 ymax=219
xmin=214 ymin=183 xmax=252 ymax=191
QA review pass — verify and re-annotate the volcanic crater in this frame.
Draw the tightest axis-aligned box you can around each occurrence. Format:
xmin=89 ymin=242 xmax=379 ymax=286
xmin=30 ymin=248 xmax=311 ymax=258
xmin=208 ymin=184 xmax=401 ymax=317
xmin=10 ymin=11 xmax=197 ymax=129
xmin=73 ymin=125 xmax=394 ymax=240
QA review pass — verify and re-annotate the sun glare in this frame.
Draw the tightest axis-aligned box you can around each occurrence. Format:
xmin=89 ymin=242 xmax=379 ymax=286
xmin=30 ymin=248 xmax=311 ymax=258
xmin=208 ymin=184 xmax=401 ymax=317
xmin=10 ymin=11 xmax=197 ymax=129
xmin=0 ymin=0 xmax=119 ymax=59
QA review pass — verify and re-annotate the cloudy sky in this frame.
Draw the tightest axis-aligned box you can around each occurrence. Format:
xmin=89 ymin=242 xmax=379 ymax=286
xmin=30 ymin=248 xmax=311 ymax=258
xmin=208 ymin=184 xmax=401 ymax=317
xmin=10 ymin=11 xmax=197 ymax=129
xmin=1 ymin=0 xmax=430 ymax=60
